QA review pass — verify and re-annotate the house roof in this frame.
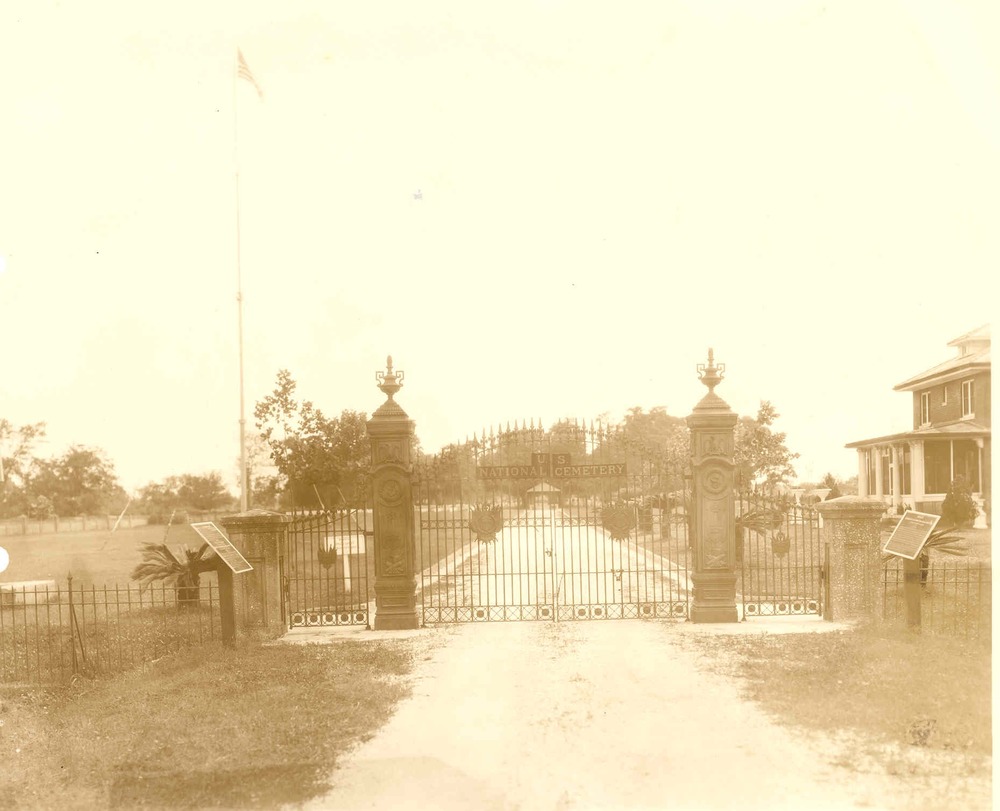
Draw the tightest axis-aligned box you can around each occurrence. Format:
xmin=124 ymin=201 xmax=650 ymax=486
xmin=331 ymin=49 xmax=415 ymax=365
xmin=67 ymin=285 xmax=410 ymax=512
xmin=893 ymin=345 xmax=990 ymax=391
xmin=526 ymin=482 xmax=560 ymax=492
xmin=947 ymin=323 xmax=990 ymax=347
xmin=845 ymin=419 xmax=990 ymax=448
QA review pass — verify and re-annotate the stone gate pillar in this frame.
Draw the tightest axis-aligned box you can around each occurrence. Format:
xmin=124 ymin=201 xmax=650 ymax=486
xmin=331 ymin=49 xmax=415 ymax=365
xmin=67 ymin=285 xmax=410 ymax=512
xmin=814 ymin=496 xmax=885 ymax=621
xmin=219 ymin=509 xmax=290 ymax=631
xmin=367 ymin=356 xmax=419 ymax=630
xmin=687 ymin=349 xmax=739 ymax=623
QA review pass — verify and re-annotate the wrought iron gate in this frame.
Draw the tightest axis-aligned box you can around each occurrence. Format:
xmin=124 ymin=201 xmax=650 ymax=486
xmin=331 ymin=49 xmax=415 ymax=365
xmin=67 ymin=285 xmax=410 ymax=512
xmin=737 ymin=489 xmax=826 ymax=617
xmin=284 ymin=509 xmax=374 ymax=627
xmin=413 ymin=421 xmax=691 ymax=623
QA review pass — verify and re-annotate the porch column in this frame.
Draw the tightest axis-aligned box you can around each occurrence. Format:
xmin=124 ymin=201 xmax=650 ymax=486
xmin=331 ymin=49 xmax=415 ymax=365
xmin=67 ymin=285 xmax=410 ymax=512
xmin=890 ymin=446 xmax=902 ymax=511
xmin=857 ymin=449 xmax=869 ymax=497
xmin=873 ymin=448 xmax=884 ymax=500
xmin=910 ymin=441 xmax=925 ymax=503
xmin=367 ymin=356 xmax=419 ymax=630
xmin=974 ymin=438 xmax=988 ymax=528
xmin=686 ymin=349 xmax=739 ymax=623
xmin=815 ymin=496 xmax=886 ymax=621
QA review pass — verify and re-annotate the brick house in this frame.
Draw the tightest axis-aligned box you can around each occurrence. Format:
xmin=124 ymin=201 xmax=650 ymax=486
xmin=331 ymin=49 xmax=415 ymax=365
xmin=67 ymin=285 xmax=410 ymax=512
xmin=846 ymin=325 xmax=990 ymax=521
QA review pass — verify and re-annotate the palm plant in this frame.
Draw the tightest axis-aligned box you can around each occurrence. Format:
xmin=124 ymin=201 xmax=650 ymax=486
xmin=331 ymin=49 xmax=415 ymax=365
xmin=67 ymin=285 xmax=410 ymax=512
xmin=882 ymin=525 xmax=968 ymax=587
xmin=735 ymin=500 xmax=788 ymax=562
xmin=131 ymin=542 xmax=218 ymax=607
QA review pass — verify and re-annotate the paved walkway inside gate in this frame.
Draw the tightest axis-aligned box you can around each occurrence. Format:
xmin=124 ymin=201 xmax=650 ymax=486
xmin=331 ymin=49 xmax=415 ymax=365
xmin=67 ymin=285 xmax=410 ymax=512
xmin=294 ymin=619 xmax=950 ymax=811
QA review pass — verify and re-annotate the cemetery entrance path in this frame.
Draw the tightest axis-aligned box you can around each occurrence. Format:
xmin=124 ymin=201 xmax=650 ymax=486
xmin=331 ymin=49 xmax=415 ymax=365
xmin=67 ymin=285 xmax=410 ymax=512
xmin=306 ymin=620 xmax=911 ymax=811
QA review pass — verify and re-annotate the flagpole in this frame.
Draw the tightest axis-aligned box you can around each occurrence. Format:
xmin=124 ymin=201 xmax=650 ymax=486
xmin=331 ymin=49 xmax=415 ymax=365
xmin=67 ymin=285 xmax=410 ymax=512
xmin=234 ymin=51 xmax=249 ymax=513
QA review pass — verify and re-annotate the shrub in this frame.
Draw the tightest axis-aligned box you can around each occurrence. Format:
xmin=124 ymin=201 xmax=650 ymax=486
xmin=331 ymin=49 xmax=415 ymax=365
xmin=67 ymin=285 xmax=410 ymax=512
xmin=941 ymin=476 xmax=978 ymax=528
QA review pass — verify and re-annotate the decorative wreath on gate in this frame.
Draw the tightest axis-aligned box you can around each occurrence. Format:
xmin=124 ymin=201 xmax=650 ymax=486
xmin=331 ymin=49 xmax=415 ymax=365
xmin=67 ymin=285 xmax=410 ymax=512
xmin=469 ymin=504 xmax=504 ymax=543
xmin=770 ymin=529 xmax=790 ymax=557
xmin=601 ymin=503 xmax=636 ymax=541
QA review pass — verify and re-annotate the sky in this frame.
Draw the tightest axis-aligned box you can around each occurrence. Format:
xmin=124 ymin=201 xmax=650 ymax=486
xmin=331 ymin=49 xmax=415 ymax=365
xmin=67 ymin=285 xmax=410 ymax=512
xmin=1 ymin=0 xmax=997 ymax=494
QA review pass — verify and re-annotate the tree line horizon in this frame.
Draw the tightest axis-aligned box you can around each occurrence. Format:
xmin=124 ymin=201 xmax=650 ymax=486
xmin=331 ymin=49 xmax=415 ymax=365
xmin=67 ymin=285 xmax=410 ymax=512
xmin=0 ymin=371 xmax=852 ymax=520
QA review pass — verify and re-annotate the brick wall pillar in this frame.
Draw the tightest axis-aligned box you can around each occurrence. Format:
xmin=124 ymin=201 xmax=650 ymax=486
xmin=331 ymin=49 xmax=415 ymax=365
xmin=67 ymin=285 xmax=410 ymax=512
xmin=814 ymin=496 xmax=885 ymax=621
xmin=367 ymin=356 xmax=419 ymax=630
xmin=686 ymin=349 xmax=739 ymax=623
xmin=219 ymin=509 xmax=290 ymax=631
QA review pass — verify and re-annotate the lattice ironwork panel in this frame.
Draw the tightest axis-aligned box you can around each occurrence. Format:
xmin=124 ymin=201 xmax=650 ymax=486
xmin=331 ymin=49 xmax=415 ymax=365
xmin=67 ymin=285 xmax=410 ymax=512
xmin=289 ymin=609 xmax=369 ymax=628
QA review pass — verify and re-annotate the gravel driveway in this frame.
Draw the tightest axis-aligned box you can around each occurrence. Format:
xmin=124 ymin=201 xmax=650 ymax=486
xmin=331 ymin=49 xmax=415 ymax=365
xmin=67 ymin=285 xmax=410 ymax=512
xmin=297 ymin=619 xmax=978 ymax=811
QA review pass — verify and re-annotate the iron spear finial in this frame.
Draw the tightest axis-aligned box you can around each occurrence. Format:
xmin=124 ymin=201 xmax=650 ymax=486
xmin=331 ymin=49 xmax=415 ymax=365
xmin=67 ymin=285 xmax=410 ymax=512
xmin=697 ymin=347 xmax=725 ymax=394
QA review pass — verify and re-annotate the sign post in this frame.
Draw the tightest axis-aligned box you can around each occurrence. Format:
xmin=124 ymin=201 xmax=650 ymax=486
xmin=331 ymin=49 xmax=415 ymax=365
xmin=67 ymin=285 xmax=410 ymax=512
xmin=883 ymin=510 xmax=940 ymax=629
xmin=191 ymin=522 xmax=254 ymax=646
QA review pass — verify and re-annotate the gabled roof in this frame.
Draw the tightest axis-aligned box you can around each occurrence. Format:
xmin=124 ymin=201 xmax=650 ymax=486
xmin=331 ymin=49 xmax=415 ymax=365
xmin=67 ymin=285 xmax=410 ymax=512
xmin=845 ymin=418 xmax=990 ymax=448
xmin=893 ymin=324 xmax=991 ymax=392
xmin=947 ymin=323 xmax=990 ymax=347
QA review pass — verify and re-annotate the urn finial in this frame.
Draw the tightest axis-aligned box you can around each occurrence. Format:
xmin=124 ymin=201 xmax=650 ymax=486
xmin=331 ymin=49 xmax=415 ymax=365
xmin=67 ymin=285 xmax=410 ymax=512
xmin=697 ymin=347 xmax=725 ymax=394
xmin=376 ymin=355 xmax=404 ymax=401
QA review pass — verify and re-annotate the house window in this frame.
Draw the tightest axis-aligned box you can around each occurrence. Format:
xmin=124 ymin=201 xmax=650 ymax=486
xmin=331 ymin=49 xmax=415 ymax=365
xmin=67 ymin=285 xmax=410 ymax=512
xmin=920 ymin=392 xmax=930 ymax=425
xmin=961 ymin=380 xmax=974 ymax=417
xmin=953 ymin=439 xmax=981 ymax=492
xmin=924 ymin=441 xmax=951 ymax=494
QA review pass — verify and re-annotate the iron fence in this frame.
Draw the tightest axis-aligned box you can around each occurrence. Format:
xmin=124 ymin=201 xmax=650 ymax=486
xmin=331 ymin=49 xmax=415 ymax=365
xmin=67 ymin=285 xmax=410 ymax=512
xmin=737 ymin=490 xmax=825 ymax=617
xmin=413 ymin=420 xmax=692 ymax=623
xmin=0 ymin=576 xmax=221 ymax=683
xmin=284 ymin=509 xmax=373 ymax=628
xmin=881 ymin=557 xmax=991 ymax=641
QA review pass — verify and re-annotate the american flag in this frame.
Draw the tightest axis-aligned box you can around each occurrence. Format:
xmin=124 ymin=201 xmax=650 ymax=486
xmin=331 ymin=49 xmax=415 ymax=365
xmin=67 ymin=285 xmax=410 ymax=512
xmin=237 ymin=49 xmax=263 ymax=98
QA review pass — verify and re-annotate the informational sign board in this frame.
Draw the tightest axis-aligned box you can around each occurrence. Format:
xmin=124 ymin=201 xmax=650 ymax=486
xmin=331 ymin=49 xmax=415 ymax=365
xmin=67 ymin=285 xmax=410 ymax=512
xmin=190 ymin=522 xmax=254 ymax=574
xmin=882 ymin=510 xmax=941 ymax=560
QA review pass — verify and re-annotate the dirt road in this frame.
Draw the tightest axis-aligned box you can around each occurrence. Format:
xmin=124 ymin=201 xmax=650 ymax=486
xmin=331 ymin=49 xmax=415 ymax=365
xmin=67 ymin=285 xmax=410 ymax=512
xmin=301 ymin=620 xmax=954 ymax=811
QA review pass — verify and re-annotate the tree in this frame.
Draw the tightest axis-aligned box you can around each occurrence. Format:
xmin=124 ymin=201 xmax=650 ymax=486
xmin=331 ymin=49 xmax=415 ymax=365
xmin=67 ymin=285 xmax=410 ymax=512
xmin=734 ymin=401 xmax=798 ymax=489
xmin=243 ymin=434 xmax=283 ymax=509
xmin=176 ymin=473 xmax=233 ymax=512
xmin=254 ymin=370 xmax=371 ymax=508
xmin=0 ymin=419 xmax=47 ymax=518
xmin=820 ymin=472 xmax=843 ymax=500
xmin=136 ymin=473 xmax=235 ymax=520
xmin=620 ymin=407 xmax=690 ymax=471
xmin=131 ymin=542 xmax=218 ymax=607
xmin=29 ymin=446 xmax=127 ymax=516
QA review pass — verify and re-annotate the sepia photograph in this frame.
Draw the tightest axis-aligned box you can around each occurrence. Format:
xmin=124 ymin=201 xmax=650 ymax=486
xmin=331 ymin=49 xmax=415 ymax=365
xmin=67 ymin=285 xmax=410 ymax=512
xmin=0 ymin=2 xmax=995 ymax=809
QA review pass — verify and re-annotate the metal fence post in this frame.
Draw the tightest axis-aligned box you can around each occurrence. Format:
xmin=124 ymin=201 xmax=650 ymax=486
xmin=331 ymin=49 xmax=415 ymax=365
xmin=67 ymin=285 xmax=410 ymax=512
xmin=903 ymin=556 xmax=922 ymax=629
xmin=67 ymin=574 xmax=79 ymax=677
xmin=367 ymin=356 xmax=419 ymax=630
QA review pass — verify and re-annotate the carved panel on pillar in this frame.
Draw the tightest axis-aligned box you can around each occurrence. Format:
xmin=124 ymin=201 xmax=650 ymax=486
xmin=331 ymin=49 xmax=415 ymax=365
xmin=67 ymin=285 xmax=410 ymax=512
xmin=375 ymin=475 xmax=412 ymax=578
xmin=700 ymin=434 xmax=732 ymax=459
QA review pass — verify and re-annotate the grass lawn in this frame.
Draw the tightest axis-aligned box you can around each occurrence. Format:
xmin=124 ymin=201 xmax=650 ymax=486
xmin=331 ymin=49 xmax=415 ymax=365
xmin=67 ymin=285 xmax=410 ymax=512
xmin=0 ymin=636 xmax=415 ymax=809
xmin=681 ymin=622 xmax=991 ymax=784
xmin=0 ymin=523 xmax=210 ymax=588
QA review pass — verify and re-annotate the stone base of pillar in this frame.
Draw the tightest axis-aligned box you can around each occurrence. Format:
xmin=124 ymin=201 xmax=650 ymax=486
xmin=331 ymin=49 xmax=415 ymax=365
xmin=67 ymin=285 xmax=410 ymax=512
xmin=690 ymin=571 xmax=738 ymax=623
xmin=374 ymin=578 xmax=420 ymax=630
